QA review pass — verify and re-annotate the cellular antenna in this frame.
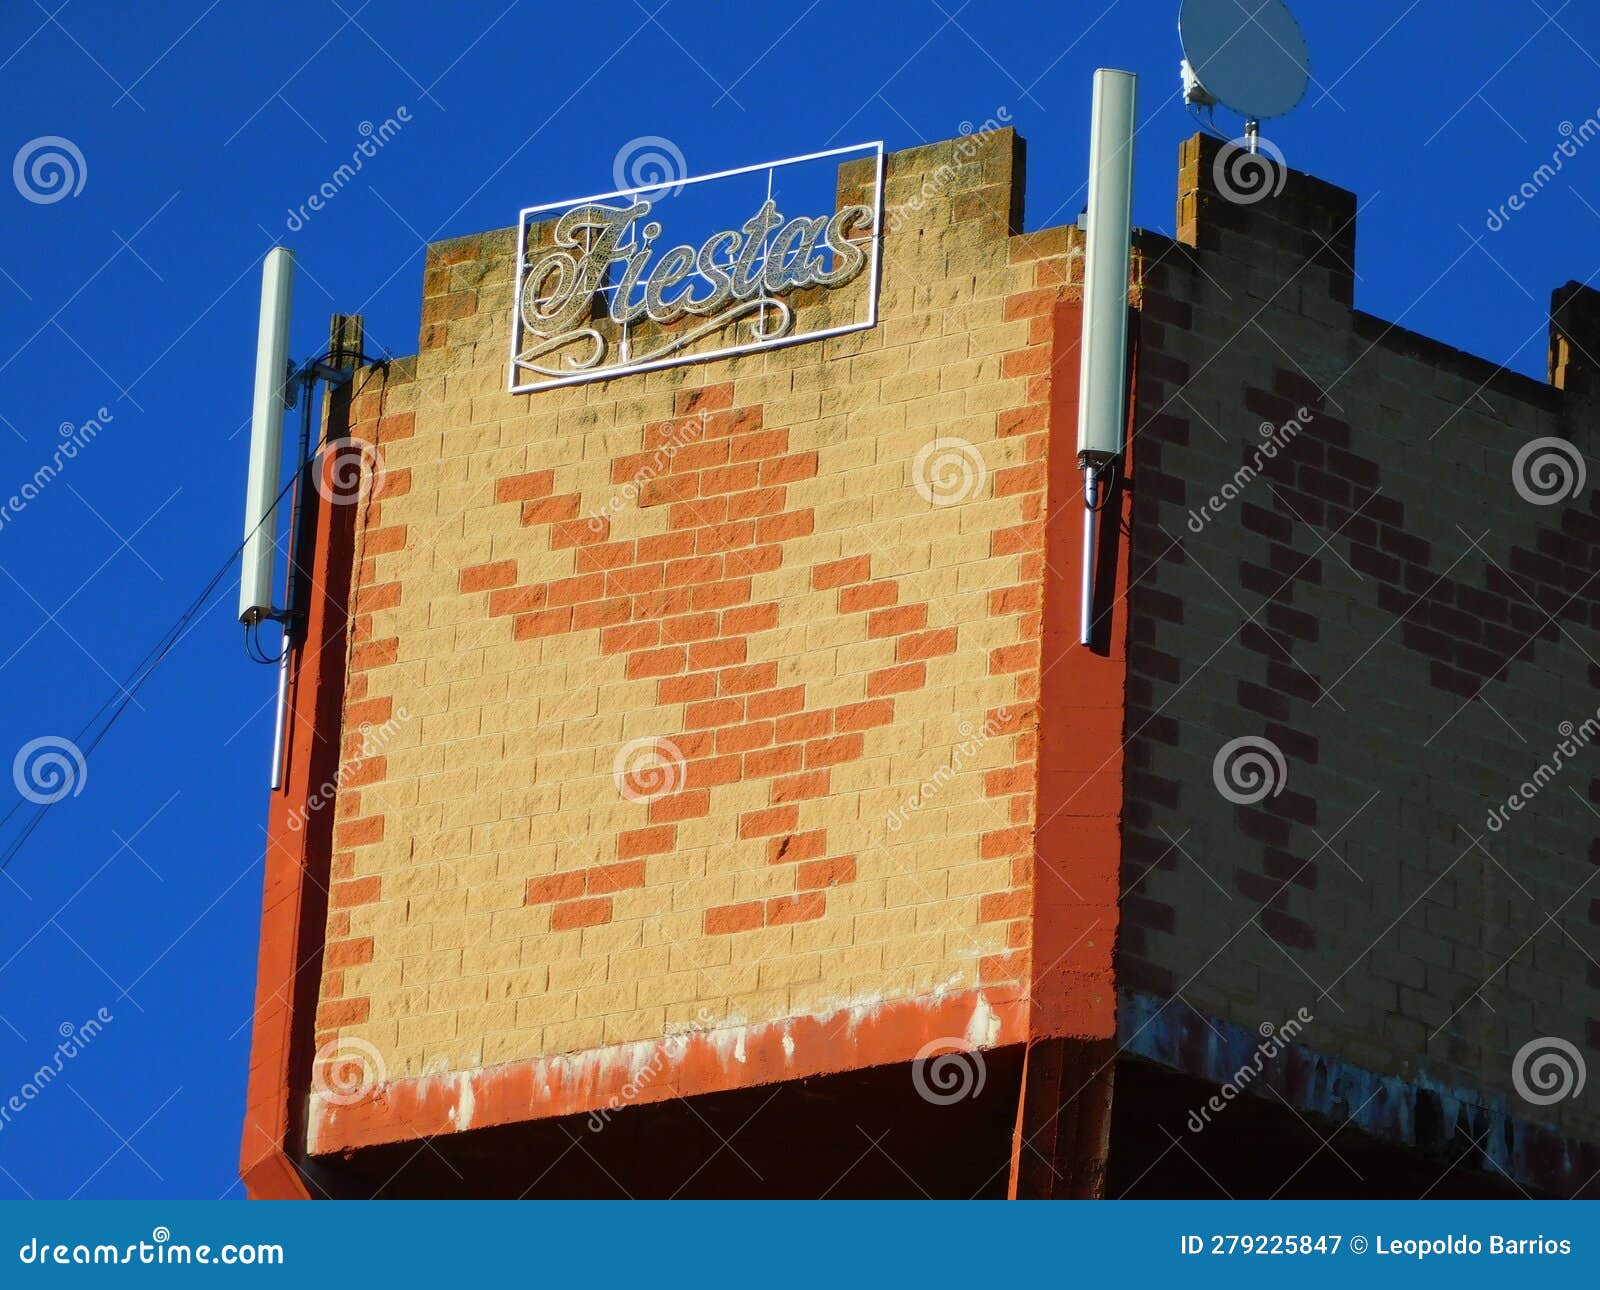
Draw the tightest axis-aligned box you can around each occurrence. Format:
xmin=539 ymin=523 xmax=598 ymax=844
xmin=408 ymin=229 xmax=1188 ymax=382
xmin=1076 ymin=68 xmax=1137 ymax=648
xmin=1179 ymin=0 xmax=1309 ymax=151
xmin=237 ymin=250 xmax=361 ymax=788
xmin=240 ymin=247 xmax=295 ymax=626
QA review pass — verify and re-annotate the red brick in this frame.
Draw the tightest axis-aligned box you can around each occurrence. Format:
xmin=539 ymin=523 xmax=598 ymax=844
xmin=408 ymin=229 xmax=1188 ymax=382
xmin=867 ymin=663 xmax=925 ymax=696
xmin=765 ymin=892 xmax=826 ymax=926
xmin=329 ymin=875 xmax=381 ymax=908
xmin=897 ymin=628 xmax=958 ymax=662
xmin=551 ymin=897 xmax=612 ymax=930
xmin=525 ymin=872 xmax=586 ymax=905
xmin=812 ymin=556 xmax=871 ymax=590
xmin=739 ymin=805 xmax=799 ymax=839
xmin=705 ymin=901 xmax=764 ymax=935
xmin=495 ymin=471 xmax=554 ymax=503
xmin=459 ymin=560 xmax=517 ymax=593
xmin=324 ymin=937 xmax=374 ymax=968
xmin=840 ymin=581 xmax=897 ymax=613
xmin=797 ymin=856 xmax=857 ymax=889
xmin=867 ymin=605 xmax=927 ymax=637
xmin=587 ymin=860 xmax=646 ymax=894
xmin=617 ymin=826 xmax=676 ymax=860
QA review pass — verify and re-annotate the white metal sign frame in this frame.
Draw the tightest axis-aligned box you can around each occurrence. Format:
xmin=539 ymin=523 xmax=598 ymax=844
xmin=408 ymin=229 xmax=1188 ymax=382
xmin=507 ymin=141 xmax=885 ymax=395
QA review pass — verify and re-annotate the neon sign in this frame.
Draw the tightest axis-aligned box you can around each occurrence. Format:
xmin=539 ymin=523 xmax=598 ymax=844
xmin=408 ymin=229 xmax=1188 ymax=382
xmin=508 ymin=142 xmax=883 ymax=394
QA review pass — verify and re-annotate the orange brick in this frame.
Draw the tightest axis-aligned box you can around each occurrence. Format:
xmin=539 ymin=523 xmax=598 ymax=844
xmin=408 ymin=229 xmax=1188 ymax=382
xmin=797 ymin=856 xmax=857 ymax=889
xmin=896 ymin=629 xmax=957 ymax=662
xmin=739 ymin=805 xmax=799 ymax=839
xmin=867 ymin=605 xmax=927 ymax=637
xmin=460 ymin=560 xmax=517 ymax=593
xmin=551 ymin=898 xmax=612 ymax=930
xmin=812 ymin=556 xmax=871 ymax=590
xmin=840 ymin=581 xmax=897 ymax=613
xmin=617 ymin=826 xmax=675 ymax=860
xmin=768 ymin=830 xmax=826 ymax=865
xmin=334 ymin=816 xmax=384 ymax=848
xmin=705 ymin=901 xmax=764 ymax=935
xmin=526 ymin=872 xmax=585 ymax=905
xmin=316 ymin=998 xmax=370 ymax=1029
xmin=587 ymin=860 xmax=646 ymax=894
xmin=325 ymin=937 xmax=374 ymax=968
xmin=495 ymin=470 xmax=554 ymax=503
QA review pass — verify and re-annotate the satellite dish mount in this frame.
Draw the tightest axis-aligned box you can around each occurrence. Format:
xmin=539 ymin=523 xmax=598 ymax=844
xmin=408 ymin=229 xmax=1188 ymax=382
xmin=1178 ymin=0 xmax=1309 ymax=151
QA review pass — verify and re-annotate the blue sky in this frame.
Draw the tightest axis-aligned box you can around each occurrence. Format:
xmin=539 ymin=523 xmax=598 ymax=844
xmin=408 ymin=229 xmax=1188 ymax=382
xmin=0 ymin=0 xmax=1596 ymax=1199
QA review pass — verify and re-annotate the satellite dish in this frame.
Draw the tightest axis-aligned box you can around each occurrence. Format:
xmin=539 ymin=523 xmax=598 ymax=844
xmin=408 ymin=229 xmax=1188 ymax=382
xmin=1179 ymin=0 xmax=1309 ymax=122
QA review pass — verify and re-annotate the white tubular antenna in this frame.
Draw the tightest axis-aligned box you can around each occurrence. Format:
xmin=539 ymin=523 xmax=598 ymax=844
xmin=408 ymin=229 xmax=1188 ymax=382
xmin=239 ymin=247 xmax=295 ymax=625
xmin=1076 ymin=69 xmax=1137 ymax=646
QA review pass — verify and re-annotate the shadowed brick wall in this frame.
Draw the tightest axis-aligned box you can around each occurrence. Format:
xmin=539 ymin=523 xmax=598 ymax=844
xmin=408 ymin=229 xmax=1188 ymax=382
xmin=1122 ymin=134 xmax=1600 ymax=1174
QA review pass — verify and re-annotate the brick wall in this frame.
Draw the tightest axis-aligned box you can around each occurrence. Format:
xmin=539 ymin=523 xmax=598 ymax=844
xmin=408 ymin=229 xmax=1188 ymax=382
xmin=1123 ymin=134 xmax=1600 ymax=1159
xmin=302 ymin=130 xmax=1109 ymax=1152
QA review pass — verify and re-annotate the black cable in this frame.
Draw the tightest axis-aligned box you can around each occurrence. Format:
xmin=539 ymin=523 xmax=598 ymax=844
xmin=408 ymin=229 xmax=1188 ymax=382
xmin=0 ymin=359 xmax=391 ymax=878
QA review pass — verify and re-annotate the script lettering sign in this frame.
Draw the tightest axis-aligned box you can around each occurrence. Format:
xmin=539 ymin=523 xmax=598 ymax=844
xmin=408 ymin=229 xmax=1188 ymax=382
xmin=508 ymin=143 xmax=884 ymax=394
